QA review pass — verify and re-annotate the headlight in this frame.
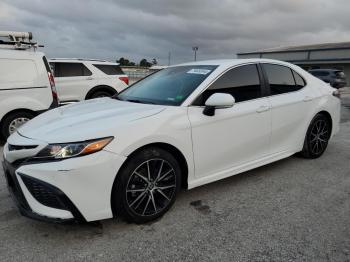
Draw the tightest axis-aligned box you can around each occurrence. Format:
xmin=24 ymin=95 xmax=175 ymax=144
xmin=35 ymin=137 xmax=113 ymax=159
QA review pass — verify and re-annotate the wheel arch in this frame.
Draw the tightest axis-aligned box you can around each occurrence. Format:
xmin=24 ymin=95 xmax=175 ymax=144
xmin=317 ymin=110 xmax=333 ymax=135
xmin=0 ymin=108 xmax=36 ymax=138
xmin=0 ymin=108 xmax=36 ymax=126
xmin=116 ymin=142 xmax=188 ymax=189
xmin=85 ymin=85 xmax=117 ymax=99
xmin=110 ymin=142 xmax=189 ymax=217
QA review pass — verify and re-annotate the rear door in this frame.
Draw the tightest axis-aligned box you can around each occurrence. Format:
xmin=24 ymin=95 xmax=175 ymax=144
xmin=262 ymin=63 xmax=313 ymax=154
xmin=188 ymin=64 xmax=271 ymax=178
xmin=51 ymin=62 xmax=95 ymax=102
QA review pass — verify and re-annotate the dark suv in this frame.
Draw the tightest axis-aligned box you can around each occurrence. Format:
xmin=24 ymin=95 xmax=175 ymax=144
xmin=309 ymin=69 xmax=347 ymax=89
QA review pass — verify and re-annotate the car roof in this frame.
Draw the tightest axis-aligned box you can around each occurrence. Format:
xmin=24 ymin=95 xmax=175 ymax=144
xmin=0 ymin=49 xmax=45 ymax=57
xmin=49 ymin=58 xmax=119 ymax=65
xmin=174 ymin=58 xmax=293 ymax=67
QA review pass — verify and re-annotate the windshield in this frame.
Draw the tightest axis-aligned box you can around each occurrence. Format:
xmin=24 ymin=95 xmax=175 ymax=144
xmin=117 ymin=65 xmax=217 ymax=105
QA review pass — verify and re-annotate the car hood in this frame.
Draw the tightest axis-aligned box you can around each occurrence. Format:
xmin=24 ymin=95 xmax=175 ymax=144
xmin=17 ymin=98 xmax=166 ymax=143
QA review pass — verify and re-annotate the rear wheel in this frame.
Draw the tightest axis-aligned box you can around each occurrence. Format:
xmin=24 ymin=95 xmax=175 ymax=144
xmin=89 ymin=90 xmax=114 ymax=99
xmin=1 ymin=111 xmax=34 ymax=139
xmin=300 ymin=114 xmax=331 ymax=159
xmin=112 ymin=147 xmax=181 ymax=223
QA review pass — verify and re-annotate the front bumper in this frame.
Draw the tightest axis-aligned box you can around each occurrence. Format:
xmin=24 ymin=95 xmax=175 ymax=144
xmin=2 ymin=159 xmax=82 ymax=223
xmin=2 ymin=140 xmax=126 ymax=223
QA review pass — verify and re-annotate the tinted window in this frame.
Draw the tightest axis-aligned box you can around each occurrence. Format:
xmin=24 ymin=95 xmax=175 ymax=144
xmin=193 ymin=64 xmax=261 ymax=105
xmin=94 ymin=64 xmax=124 ymax=75
xmin=52 ymin=62 xmax=92 ymax=77
xmin=292 ymin=70 xmax=305 ymax=88
xmin=118 ymin=65 xmax=217 ymax=106
xmin=263 ymin=64 xmax=300 ymax=95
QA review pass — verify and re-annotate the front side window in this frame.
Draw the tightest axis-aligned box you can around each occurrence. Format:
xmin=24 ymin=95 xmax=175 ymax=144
xmin=193 ymin=64 xmax=262 ymax=105
xmin=263 ymin=64 xmax=303 ymax=95
xmin=117 ymin=65 xmax=217 ymax=106
xmin=53 ymin=62 xmax=92 ymax=77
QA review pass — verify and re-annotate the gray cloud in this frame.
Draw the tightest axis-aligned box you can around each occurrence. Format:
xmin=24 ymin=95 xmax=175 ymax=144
xmin=1 ymin=0 xmax=350 ymax=64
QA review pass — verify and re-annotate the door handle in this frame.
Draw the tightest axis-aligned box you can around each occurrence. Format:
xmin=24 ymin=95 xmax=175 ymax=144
xmin=256 ymin=105 xmax=270 ymax=113
xmin=86 ymin=77 xmax=93 ymax=80
xmin=303 ymin=96 xmax=313 ymax=102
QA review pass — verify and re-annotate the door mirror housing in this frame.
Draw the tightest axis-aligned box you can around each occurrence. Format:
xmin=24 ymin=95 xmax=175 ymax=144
xmin=203 ymin=93 xmax=235 ymax=116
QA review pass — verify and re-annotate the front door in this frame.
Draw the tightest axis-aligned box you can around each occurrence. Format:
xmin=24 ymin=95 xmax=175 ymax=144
xmin=187 ymin=64 xmax=271 ymax=178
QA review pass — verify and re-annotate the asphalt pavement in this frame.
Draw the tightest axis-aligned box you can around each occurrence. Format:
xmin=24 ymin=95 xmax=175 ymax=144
xmin=0 ymin=93 xmax=350 ymax=262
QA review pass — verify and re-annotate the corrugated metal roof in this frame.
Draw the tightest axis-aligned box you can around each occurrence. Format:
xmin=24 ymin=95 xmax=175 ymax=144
xmin=238 ymin=41 xmax=350 ymax=55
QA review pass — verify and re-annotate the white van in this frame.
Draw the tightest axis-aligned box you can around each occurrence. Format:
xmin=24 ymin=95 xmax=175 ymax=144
xmin=0 ymin=31 xmax=58 ymax=139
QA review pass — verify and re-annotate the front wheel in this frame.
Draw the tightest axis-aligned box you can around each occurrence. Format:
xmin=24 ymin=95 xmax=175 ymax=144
xmin=1 ymin=111 xmax=34 ymax=139
xmin=112 ymin=147 xmax=181 ymax=223
xmin=300 ymin=114 xmax=332 ymax=159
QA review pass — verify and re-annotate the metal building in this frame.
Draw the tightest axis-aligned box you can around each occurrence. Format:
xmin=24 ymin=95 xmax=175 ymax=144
xmin=237 ymin=42 xmax=350 ymax=85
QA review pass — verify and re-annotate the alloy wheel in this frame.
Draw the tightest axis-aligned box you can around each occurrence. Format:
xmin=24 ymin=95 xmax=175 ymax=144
xmin=126 ymin=159 xmax=176 ymax=217
xmin=309 ymin=119 xmax=329 ymax=155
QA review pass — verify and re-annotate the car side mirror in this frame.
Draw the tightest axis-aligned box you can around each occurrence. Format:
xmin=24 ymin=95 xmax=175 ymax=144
xmin=203 ymin=93 xmax=235 ymax=116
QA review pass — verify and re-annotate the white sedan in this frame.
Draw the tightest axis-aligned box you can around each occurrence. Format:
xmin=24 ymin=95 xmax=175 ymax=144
xmin=2 ymin=59 xmax=340 ymax=223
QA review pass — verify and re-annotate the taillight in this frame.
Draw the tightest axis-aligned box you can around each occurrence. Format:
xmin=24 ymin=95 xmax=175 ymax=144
xmin=119 ymin=76 xmax=129 ymax=85
xmin=48 ymin=71 xmax=59 ymax=102
xmin=333 ymin=90 xmax=341 ymax=99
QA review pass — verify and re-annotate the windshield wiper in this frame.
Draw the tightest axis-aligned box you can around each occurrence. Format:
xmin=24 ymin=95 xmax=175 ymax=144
xmin=125 ymin=99 xmax=155 ymax=104
xmin=112 ymin=95 xmax=123 ymax=100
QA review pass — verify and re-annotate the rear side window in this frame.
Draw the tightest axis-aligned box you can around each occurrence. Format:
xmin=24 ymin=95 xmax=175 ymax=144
xmin=93 ymin=64 xmax=124 ymax=75
xmin=52 ymin=62 xmax=92 ymax=77
xmin=263 ymin=64 xmax=303 ymax=95
xmin=193 ymin=64 xmax=261 ymax=105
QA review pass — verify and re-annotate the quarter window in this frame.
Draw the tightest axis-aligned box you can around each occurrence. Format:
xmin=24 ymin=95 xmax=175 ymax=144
xmin=263 ymin=64 xmax=303 ymax=95
xmin=292 ymin=71 xmax=306 ymax=88
xmin=52 ymin=62 xmax=92 ymax=77
xmin=93 ymin=64 xmax=124 ymax=75
xmin=193 ymin=64 xmax=261 ymax=105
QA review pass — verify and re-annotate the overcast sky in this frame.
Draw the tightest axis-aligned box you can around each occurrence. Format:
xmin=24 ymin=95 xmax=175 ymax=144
xmin=1 ymin=0 xmax=350 ymax=65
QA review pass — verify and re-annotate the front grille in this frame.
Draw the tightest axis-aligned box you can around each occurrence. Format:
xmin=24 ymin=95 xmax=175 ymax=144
xmin=8 ymin=144 xmax=38 ymax=151
xmin=20 ymin=175 xmax=67 ymax=210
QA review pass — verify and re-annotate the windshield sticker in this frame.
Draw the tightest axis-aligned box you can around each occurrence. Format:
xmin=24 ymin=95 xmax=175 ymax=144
xmin=187 ymin=69 xmax=211 ymax=75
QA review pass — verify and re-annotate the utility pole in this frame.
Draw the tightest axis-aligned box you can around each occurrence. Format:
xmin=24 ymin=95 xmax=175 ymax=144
xmin=192 ymin=46 xmax=198 ymax=61
xmin=168 ymin=51 xmax=171 ymax=66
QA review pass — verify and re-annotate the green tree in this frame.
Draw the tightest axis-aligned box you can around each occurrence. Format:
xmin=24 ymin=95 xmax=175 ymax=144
xmin=152 ymin=58 xmax=158 ymax=65
xmin=117 ymin=57 xmax=136 ymax=66
xmin=139 ymin=58 xmax=152 ymax=67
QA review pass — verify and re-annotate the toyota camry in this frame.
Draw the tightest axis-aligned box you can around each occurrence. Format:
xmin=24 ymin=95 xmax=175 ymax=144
xmin=2 ymin=59 xmax=340 ymax=223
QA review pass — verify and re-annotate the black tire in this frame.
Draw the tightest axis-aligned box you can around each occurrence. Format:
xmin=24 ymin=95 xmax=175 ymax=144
xmin=300 ymin=114 xmax=331 ymax=159
xmin=112 ymin=147 xmax=181 ymax=224
xmin=89 ymin=90 xmax=114 ymax=99
xmin=1 ymin=111 xmax=34 ymax=139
